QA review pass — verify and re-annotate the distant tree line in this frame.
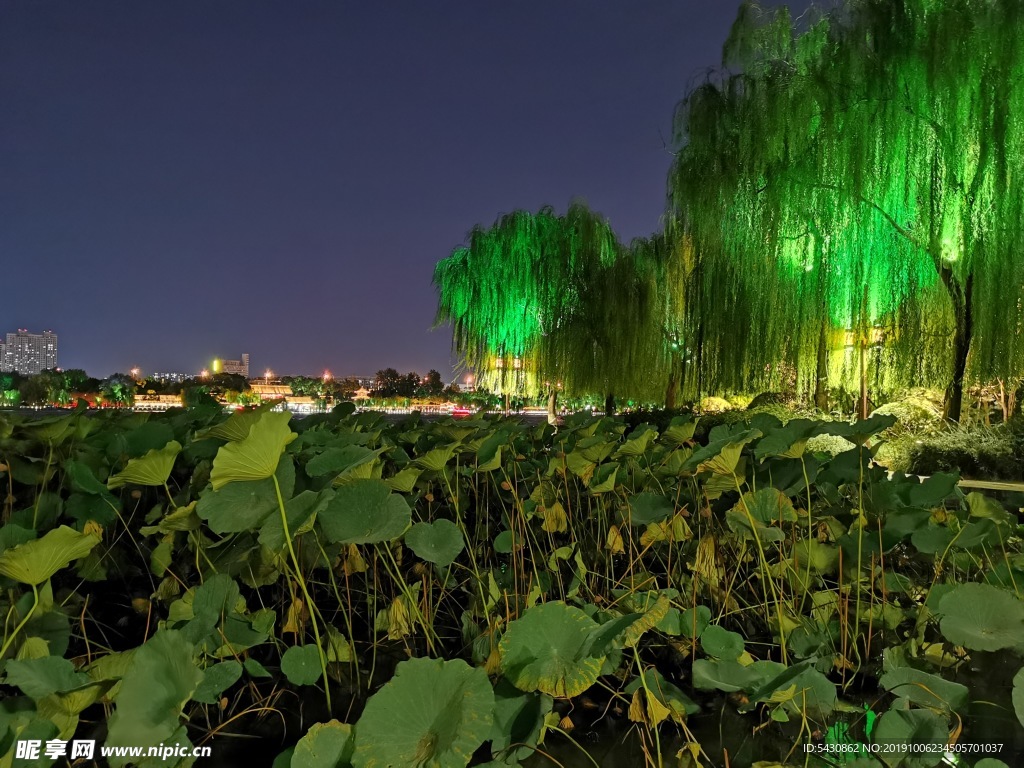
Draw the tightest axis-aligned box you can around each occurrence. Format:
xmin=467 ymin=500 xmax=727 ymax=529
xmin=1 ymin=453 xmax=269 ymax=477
xmin=0 ymin=367 xmax=464 ymax=409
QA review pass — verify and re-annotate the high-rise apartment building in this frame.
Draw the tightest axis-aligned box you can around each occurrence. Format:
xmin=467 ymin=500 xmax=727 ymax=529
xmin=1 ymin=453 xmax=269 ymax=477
xmin=1 ymin=329 xmax=58 ymax=375
xmin=211 ymin=353 xmax=249 ymax=378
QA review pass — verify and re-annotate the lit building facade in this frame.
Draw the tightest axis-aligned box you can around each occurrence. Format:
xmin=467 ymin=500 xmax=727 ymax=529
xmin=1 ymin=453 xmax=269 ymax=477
xmin=152 ymin=372 xmax=191 ymax=384
xmin=211 ymin=353 xmax=249 ymax=378
xmin=1 ymin=329 xmax=58 ymax=374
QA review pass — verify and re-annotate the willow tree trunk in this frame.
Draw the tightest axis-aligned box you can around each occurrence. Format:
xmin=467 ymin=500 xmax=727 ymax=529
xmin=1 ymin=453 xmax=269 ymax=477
xmin=940 ymin=270 xmax=973 ymax=423
xmin=604 ymin=393 xmax=616 ymax=415
xmin=858 ymin=338 xmax=869 ymax=420
xmin=814 ymin=324 xmax=829 ymax=410
xmin=665 ymin=373 xmax=677 ymax=410
xmin=547 ymin=388 xmax=558 ymax=425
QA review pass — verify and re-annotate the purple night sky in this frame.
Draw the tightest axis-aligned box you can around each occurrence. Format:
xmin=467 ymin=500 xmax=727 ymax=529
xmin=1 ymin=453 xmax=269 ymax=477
xmin=1 ymin=1 xmax=819 ymax=379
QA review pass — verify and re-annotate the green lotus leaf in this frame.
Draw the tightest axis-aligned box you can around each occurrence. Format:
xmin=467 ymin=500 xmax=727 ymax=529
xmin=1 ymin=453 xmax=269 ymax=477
xmin=691 ymin=659 xmax=761 ymax=692
xmin=387 ymin=466 xmax=422 ymax=492
xmin=192 ymin=661 xmax=243 ymax=704
xmin=195 ymin=401 xmax=278 ymax=442
xmin=105 ymin=631 xmax=203 ymax=765
xmin=281 ymin=645 xmax=322 ymax=686
xmin=753 ymin=420 xmax=820 ymax=460
xmin=678 ymin=605 xmax=712 ymax=638
xmin=588 ymin=595 xmax=671 ymax=654
xmin=625 ymin=493 xmax=674 ymax=526
xmin=823 ymin=414 xmax=896 ymax=446
xmin=319 ymin=478 xmax=411 ymax=545
xmin=3 ymin=656 xmax=90 ymax=700
xmin=879 ymin=667 xmax=968 ymax=713
xmin=624 ymin=669 xmax=700 ymax=720
xmin=210 ymin=412 xmax=296 ymax=491
xmin=1013 ymin=668 xmax=1024 ymax=729
xmin=700 ymin=625 xmax=745 ymax=661
xmin=792 ymin=539 xmax=839 ymax=574
xmin=660 ymin=417 xmax=696 ymax=446
xmin=488 ymin=678 xmax=553 ymax=764
xmin=353 ymin=657 xmax=494 ymax=768
xmin=405 ymin=519 xmax=465 ymax=567
xmin=259 ymin=489 xmax=332 ymax=551
xmin=938 ymin=583 xmax=1024 ymax=651
xmin=871 ymin=708 xmax=947 ymax=767
xmin=107 ymin=440 xmax=181 ymax=489
xmin=292 ymin=720 xmax=355 ymax=768
xmin=589 ymin=463 xmax=619 ymax=493
xmin=614 ymin=426 xmax=657 ymax=457
xmin=682 ymin=429 xmax=761 ymax=474
xmin=966 ymin=492 xmax=1011 ymax=524
xmin=0 ymin=525 xmax=101 ymax=585
xmin=748 ymin=664 xmax=837 ymax=717
xmin=735 ymin=488 xmax=798 ymax=525
xmin=500 ymin=601 xmax=605 ymax=698
xmin=415 ymin=444 xmax=458 ymax=472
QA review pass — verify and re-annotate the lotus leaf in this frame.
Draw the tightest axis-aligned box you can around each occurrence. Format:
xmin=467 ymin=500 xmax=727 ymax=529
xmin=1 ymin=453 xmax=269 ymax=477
xmin=192 ymin=661 xmax=243 ymax=704
xmin=292 ymin=720 xmax=355 ymax=768
xmin=500 ymin=602 xmax=605 ymax=697
xmin=624 ymin=669 xmax=699 ymax=723
xmin=281 ymin=645 xmax=323 ymax=686
xmin=0 ymin=525 xmax=101 ymax=585
xmin=353 ymin=657 xmax=494 ymax=768
xmin=406 ymin=519 xmax=465 ymax=567
xmin=682 ymin=429 xmax=761 ymax=474
xmin=210 ymin=412 xmax=296 ymax=490
xmin=1014 ymin=668 xmax=1024 ymax=729
xmin=871 ymin=708 xmax=947 ymax=767
xmin=879 ymin=667 xmax=968 ymax=712
xmin=105 ymin=631 xmax=203 ymax=764
xmin=319 ymin=478 xmax=411 ymax=545
xmin=107 ymin=440 xmax=181 ymax=488
xmin=488 ymin=678 xmax=553 ymax=764
xmin=195 ymin=402 xmax=277 ymax=442
xmin=938 ymin=583 xmax=1024 ymax=651
xmin=3 ymin=656 xmax=89 ymax=700
xmin=625 ymin=493 xmax=674 ymax=526
xmin=700 ymin=625 xmax=745 ymax=660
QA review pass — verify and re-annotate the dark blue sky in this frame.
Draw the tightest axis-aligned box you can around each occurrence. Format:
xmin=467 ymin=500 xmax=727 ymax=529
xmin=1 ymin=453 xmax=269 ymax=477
xmin=1 ymin=1 xmax=815 ymax=379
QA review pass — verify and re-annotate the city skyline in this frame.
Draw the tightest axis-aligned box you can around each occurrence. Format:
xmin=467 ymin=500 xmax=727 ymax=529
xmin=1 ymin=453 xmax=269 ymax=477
xmin=2 ymin=1 xmax=818 ymax=377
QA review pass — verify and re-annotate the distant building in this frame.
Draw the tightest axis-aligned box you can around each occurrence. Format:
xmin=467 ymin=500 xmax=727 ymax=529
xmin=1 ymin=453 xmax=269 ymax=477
xmin=212 ymin=353 xmax=249 ymax=378
xmin=249 ymin=382 xmax=292 ymax=400
xmin=133 ymin=393 xmax=184 ymax=412
xmin=152 ymin=372 xmax=191 ymax=384
xmin=1 ymin=329 xmax=57 ymax=374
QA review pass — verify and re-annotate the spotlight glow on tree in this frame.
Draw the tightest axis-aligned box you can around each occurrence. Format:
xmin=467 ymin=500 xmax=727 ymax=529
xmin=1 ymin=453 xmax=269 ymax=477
xmin=433 ymin=203 xmax=684 ymax=411
xmin=669 ymin=0 xmax=1024 ymax=420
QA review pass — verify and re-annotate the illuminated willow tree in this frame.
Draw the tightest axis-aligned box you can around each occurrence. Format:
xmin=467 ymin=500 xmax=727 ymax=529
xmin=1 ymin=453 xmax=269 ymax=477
xmin=434 ymin=203 xmax=682 ymax=413
xmin=670 ymin=0 xmax=1024 ymax=421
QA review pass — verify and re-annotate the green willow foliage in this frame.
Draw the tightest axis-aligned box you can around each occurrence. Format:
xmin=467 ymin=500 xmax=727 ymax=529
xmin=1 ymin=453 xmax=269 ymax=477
xmin=433 ymin=203 xmax=686 ymax=401
xmin=670 ymin=0 xmax=1024 ymax=418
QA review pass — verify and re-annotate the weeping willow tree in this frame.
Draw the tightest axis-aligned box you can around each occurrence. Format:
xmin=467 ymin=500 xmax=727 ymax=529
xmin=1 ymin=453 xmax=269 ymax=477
xmin=624 ymin=226 xmax=694 ymax=407
xmin=670 ymin=0 xmax=1024 ymax=421
xmin=434 ymin=203 xmax=682 ymax=415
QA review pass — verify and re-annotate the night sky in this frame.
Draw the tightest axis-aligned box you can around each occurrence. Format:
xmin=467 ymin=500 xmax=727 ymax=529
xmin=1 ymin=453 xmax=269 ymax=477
xmin=2 ymin=1 xmax=818 ymax=380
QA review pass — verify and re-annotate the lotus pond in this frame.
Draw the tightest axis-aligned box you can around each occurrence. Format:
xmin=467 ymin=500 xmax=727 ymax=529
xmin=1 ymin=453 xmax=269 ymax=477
xmin=1 ymin=402 xmax=1023 ymax=767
